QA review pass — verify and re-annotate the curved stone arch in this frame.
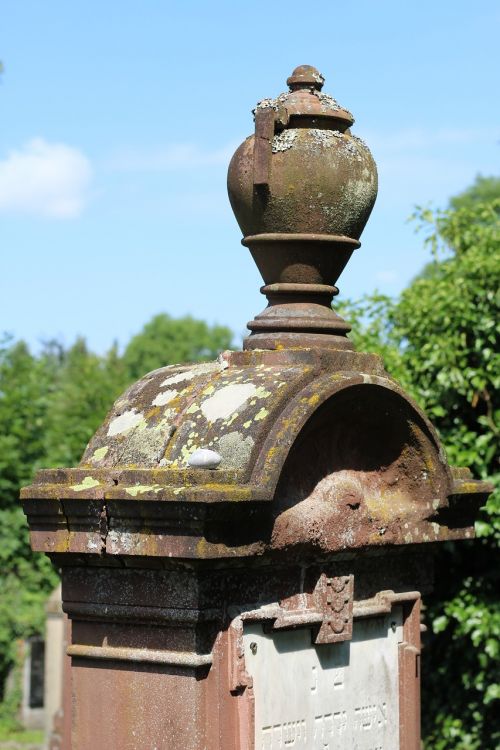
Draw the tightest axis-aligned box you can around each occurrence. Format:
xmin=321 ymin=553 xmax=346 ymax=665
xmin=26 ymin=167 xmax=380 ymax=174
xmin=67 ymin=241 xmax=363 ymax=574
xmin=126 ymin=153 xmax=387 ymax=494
xmin=251 ymin=373 xmax=453 ymax=501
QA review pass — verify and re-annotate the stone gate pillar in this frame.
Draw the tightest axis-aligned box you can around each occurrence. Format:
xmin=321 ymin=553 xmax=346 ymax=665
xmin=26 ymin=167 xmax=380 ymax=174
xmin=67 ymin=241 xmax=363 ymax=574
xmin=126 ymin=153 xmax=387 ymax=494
xmin=22 ymin=66 xmax=491 ymax=750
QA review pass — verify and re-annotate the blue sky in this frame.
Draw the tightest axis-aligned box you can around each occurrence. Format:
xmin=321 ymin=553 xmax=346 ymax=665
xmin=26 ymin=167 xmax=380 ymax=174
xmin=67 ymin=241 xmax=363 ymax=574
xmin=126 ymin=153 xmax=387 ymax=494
xmin=1 ymin=1 xmax=499 ymax=352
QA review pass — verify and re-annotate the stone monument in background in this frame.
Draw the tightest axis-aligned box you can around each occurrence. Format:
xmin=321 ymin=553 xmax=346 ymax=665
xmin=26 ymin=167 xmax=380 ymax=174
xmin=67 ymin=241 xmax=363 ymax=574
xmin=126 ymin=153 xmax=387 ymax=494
xmin=22 ymin=65 xmax=491 ymax=750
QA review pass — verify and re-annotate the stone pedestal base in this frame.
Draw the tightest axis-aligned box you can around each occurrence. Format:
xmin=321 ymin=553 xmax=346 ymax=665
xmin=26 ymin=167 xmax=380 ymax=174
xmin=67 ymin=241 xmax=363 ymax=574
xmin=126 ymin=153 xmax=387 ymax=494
xmin=58 ymin=552 xmax=425 ymax=750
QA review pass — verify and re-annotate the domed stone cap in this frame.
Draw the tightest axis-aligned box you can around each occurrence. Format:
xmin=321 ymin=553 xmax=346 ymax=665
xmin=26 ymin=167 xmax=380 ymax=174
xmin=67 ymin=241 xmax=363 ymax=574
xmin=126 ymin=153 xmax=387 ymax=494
xmin=79 ymin=356 xmax=307 ymax=474
xmin=22 ymin=348 xmax=490 ymax=559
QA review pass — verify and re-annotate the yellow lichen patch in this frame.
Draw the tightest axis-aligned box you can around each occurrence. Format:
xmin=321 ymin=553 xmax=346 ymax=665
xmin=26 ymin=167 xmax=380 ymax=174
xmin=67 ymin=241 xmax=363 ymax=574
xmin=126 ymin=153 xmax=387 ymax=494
xmin=243 ymin=420 xmax=252 ymax=429
xmin=70 ymin=476 xmax=100 ymax=492
xmin=90 ymin=446 xmax=109 ymax=463
xmin=225 ymin=411 xmax=241 ymax=427
xmin=196 ymin=537 xmax=209 ymax=558
xmin=265 ymin=446 xmax=278 ymax=461
xmin=368 ymin=531 xmax=385 ymax=545
xmin=253 ymin=386 xmax=272 ymax=399
xmin=423 ymin=450 xmax=435 ymax=474
xmin=200 ymin=484 xmax=254 ymax=501
xmin=254 ymin=407 xmax=269 ymax=421
xmin=364 ymin=491 xmax=403 ymax=524
xmin=180 ymin=443 xmax=199 ymax=464
xmin=53 ymin=535 xmax=70 ymax=553
xmin=124 ymin=485 xmax=162 ymax=497
xmin=456 ymin=481 xmax=485 ymax=494
xmin=186 ymin=403 xmax=200 ymax=415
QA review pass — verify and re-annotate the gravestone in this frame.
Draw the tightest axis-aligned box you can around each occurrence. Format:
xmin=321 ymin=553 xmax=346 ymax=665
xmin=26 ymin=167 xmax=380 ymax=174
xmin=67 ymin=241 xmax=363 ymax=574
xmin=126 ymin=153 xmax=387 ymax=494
xmin=22 ymin=65 xmax=491 ymax=750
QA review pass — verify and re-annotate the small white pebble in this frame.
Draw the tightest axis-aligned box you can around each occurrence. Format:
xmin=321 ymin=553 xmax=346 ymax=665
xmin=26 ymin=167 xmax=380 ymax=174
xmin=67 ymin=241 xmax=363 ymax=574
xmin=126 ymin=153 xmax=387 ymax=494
xmin=188 ymin=448 xmax=222 ymax=469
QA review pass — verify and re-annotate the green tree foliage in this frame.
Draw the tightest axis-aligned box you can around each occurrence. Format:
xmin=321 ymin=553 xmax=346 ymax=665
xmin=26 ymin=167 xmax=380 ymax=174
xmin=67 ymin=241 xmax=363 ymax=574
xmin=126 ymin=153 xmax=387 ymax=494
xmin=0 ymin=314 xmax=232 ymax=721
xmin=0 ymin=339 xmax=59 ymax=715
xmin=450 ymin=174 xmax=500 ymax=212
xmin=42 ymin=339 xmax=129 ymax=468
xmin=123 ymin=314 xmax=233 ymax=380
xmin=341 ymin=175 xmax=499 ymax=749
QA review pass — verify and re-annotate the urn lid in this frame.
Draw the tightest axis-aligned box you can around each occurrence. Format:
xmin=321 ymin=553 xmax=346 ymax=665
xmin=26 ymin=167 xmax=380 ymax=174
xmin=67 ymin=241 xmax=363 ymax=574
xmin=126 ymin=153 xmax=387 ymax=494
xmin=254 ymin=65 xmax=354 ymax=128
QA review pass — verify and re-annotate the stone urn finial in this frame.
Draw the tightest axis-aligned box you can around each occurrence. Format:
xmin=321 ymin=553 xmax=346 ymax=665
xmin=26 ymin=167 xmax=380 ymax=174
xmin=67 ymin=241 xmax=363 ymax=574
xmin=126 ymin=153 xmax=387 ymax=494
xmin=227 ymin=65 xmax=378 ymax=350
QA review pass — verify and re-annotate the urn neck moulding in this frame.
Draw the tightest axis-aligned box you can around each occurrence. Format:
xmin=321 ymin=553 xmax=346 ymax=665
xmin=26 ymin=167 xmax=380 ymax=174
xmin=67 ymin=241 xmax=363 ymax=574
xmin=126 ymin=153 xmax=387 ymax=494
xmin=227 ymin=65 xmax=378 ymax=350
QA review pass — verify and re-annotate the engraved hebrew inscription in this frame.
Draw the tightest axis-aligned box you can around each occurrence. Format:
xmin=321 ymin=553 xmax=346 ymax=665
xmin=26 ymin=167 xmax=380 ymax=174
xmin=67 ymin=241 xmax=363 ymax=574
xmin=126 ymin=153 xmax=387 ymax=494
xmin=243 ymin=607 xmax=402 ymax=749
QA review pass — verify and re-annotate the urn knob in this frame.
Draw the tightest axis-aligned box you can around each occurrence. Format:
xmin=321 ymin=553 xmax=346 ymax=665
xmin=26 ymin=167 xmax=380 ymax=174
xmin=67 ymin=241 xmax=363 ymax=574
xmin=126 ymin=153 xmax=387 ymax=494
xmin=286 ymin=64 xmax=325 ymax=90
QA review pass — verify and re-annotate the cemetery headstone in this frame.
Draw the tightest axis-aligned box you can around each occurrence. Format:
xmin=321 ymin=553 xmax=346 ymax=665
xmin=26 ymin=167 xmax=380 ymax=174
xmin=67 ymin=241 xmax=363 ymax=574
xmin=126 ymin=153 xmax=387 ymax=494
xmin=22 ymin=65 xmax=491 ymax=750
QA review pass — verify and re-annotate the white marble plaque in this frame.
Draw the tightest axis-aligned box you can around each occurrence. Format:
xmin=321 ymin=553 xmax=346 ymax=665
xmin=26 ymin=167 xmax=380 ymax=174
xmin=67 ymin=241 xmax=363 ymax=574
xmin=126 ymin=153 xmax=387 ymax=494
xmin=243 ymin=607 xmax=403 ymax=750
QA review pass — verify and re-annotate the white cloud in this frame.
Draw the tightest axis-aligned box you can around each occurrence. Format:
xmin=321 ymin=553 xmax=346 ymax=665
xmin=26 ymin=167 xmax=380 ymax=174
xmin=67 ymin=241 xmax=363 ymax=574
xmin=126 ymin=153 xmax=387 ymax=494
xmin=0 ymin=138 xmax=92 ymax=218
xmin=108 ymin=141 xmax=237 ymax=172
